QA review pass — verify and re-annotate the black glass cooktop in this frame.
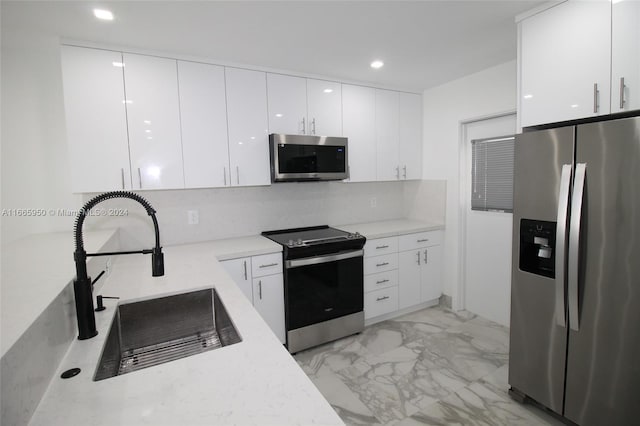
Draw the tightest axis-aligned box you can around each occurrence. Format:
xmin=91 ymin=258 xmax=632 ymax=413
xmin=262 ymin=225 xmax=365 ymax=256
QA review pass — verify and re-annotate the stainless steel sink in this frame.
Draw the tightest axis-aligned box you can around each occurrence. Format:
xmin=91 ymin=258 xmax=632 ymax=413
xmin=94 ymin=288 xmax=241 ymax=381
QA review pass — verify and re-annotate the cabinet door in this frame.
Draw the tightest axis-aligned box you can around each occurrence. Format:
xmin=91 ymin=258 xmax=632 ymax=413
xmin=225 ymin=67 xmax=271 ymax=186
xmin=342 ymin=84 xmax=376 ymax=182
xmin=220 ymin=258 xmax=253 ymax=302
xmin=123 ymin=53 xmax=185 ymax=190
xmin=267 ymin=73 xmax=307 ymax=134
xmin=421 ymin=245 xmax=442 ymax=303
xmin=307 ymin=79 xmax=342 ymax=136
xmin=61 ymin=46 xmax=131 ymax=193
xmin=399 ymin=92 xmax=422 ymax=180
xmin=520 ymin=1 xmax=611 ymax=127
xmin=398 ymin=250 xmax=422 ymax=310
xmin=375 ymin=89 xmax=400 ymax=181
xmin=252 ymin=274 xmax=286 ymax=343
xmin=611 ymin=0 xmax=640 ymax=113
xmin=178 ymin=61 xmax=229 ymax=188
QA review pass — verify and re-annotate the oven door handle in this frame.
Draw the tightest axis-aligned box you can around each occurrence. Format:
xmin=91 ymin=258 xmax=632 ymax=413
xmin=285 ymin=249 xmax=364 ymax=269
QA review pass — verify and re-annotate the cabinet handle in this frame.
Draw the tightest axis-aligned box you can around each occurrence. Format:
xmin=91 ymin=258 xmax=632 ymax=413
xmin=236 ymin=166 xmax=240 ymax=185
xmin=395 ymin=166 xmax=399 ymax=180
xmin=417 ymin=239 xmax=429 ymax=243
xmin=312 ymin=118 xmax=316 ymax=135
xmin=376 ymin=296 xmax=390 ymax=302
xmin=137 ymin=168 xmax=142 ymax=189
xmin=417 ymin=251 xmax=421 ymax=265
xmin=302 ymin=117 xmax=306 ymax=134
xmin=376 ymin=279 xmax=389 ymax=285
xmin=224 ymin=167 xmax=227 ymax=186
xmin=403 ymin=166 xmax=407 ymax=179
xmin=121 ymin=168 xmax=125 ymax=190
xmin=243 ymin=260 xmax=247 ymax=280
xmin=593 ymin=83 xmax=599 ymax=113
xmin=259 ymin=263 xmax=278 ymax=268
xmin=424 ymin=249 xmax=428 ymax=264
xmin=376 ymin=245 xmax=389 ymax=249
xmin=376 ymin=262 xmax=389 ymax=267
xmin=620 ymin=77 xmax=626 ymax=109
xmin=258 ymin=280 xmax=262 ymax=300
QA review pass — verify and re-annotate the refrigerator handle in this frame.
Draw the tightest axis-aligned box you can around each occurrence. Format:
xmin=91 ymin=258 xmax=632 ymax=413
xmin=568 ymin=163 xmax=587 ymax=331
xmin=555 ymin=164 xmax=572 ymax=327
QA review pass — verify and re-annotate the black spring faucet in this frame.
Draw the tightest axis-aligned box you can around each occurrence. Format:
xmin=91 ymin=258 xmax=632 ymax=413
xmin=73 ymin=191 xmax=164 ymax=340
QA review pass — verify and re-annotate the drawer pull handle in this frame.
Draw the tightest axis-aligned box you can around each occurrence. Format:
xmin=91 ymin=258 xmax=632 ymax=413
xmin=376 ymin=262 xmax=389 ymax=267
xmin=417 ymin=239 xmax=429 ymax=243
xmin=376 ymin=245 xmax=389 ymax=249
xmin=376 ymin=296 xmax=390 ymax=302
xmin=376 ymin=279 xmax=389 ymax=284
xmin=259 ymin=263 xmax=278 ymax=268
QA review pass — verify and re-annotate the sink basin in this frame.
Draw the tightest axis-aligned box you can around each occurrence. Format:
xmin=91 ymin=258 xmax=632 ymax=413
xmin=94 ymin=288 xmax=241 ymax=381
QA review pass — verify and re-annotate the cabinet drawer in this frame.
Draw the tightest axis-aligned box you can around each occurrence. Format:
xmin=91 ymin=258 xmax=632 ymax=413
xmin=364 ymin=270 xmax=398 ymax=293
xmin=364 ymin=236 xmax=398 ymax=258
xmin=364 ymin=286 xmax=399 ymax=319
xmin=251 ymin=252 xmax=283 ymax=278
xmin=399 ymin=230 xmax=443 ymax=251
xmin=364 ymin=253 xmax=398 ymax=275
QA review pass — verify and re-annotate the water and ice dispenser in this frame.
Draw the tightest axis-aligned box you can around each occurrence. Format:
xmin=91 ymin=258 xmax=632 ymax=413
xmin=519 ymin=219 xmax=556 ymax=278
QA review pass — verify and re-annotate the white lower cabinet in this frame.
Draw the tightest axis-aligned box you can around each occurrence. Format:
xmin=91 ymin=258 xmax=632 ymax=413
xmin=252 ymin=274 xmax=286 ymax=343
xmin=364 ymin=286 xmax=399 ymax=319
xmin=398 ymin=231 xmax=444 ymax=309
xmin=364 ymin=230 xmax=444 ymax=320
xmin=220 ymin=257 xmax=252 ymax=302
xmin=221 ymin=253 xmax=285 ymax=343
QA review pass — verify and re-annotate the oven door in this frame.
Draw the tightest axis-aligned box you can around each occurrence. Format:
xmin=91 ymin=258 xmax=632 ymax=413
xmin=285 ymin=249 xmax=363 ymax=331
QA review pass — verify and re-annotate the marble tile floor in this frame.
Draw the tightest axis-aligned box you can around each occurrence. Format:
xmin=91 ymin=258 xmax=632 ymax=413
xmin=294 ymin=306 xmax=565 ymax=426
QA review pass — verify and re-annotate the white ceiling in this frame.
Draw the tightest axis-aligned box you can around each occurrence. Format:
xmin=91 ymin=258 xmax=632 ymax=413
xmin=1 ymin=1 xmax=545 ymax=92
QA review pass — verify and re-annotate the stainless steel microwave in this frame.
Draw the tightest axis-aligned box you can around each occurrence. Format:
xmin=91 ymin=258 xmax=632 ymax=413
xmin=269 ymin=134 xmax=349 ymax=182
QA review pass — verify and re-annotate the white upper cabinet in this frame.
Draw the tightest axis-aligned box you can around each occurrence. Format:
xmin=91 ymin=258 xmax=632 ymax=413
xmin=375 ymin=89 xmax=400 ymax=181
xmin=123 ymin=53 xmax=185 ymax=190
xmin=177 ymin=61 xmax=229 ymax=188
xmin=520 ymin=1 xmax=611 ymax=127
xmin=307 ymin=79 xmax=342 ymax=136
xmin=342 ymin=84 xmax=376 ymax=182
xmin=225 ymin=67 xmax=271 ymax=186
xmin=611 ymin=0 xmax=640 ymax=113
xmin=267 ymin=74 xmax=307 ymax=134
xmin=61 ymin=46 xmax=131 ymax=193
xmin=399 ymin=93 xmax=423 ymax=180
xmin=266 ymin=75 xmax=342 ymax=136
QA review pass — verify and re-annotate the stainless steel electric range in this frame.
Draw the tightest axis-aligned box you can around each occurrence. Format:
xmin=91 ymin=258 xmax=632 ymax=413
xmin=262 ymin=225 xmax=366 ymax=353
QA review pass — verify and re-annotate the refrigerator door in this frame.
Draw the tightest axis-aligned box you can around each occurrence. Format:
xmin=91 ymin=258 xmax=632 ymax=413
xmin=509 ymin=126 xmax=574 ymax=413
xmin=564 ymin=116 xmax=640 ymax=425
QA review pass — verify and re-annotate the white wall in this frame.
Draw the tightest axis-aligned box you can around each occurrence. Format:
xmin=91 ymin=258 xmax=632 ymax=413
xmin=82 ymin=181 xmax=406 ymax=250
xmin=422 ymin=60 xmax=517 ymax=309
xmin=1 ymin=23 xmax=81 ymax=246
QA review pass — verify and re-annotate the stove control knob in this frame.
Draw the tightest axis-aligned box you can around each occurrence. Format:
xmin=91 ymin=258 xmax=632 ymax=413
xmin=297 ymin=238 xmax=303 ymax=246
xmin=288 ymin=239 xmax=294 ymax=247
xmin=354 ymin=232 xmax=362 ymax=238
xmin=347 ymin=233 xmax=354 ymax=239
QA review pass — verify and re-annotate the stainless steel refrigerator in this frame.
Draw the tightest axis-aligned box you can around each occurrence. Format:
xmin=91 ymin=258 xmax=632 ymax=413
xmin=509 ymin=114 xmax=640 ymax=425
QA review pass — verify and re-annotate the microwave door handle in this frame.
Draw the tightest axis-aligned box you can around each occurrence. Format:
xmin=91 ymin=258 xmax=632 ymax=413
xmin=285 ymin=250 xmax=363 ymax=269
xmin=568 ymin=163 xmax=586 ymax=331
xmin=555 ymin=164 xmax=572 ymax=327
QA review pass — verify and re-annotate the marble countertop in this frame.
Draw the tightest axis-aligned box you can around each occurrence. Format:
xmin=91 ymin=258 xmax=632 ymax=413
xmin=335 ymin=219 xmax=445 ymax=239
xmin=1 ymin=229 xmax=119 ymax=357
xmin=27 ymin=236 xmax=343 ymax=426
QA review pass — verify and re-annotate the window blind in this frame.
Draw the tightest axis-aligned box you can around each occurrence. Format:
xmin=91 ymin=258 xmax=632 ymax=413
xmin=471 ymin=136 xmax=515 ymax=213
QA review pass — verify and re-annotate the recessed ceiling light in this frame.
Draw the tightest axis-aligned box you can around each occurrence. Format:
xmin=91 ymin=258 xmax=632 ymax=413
xmin=370 ymin=60 xmax=384 ymax=69
xmin=323 ymin=88 xmax=333 ymax=94
xmin=523 ymin=94 xmax=533 ymax=99
xmin=112 ymin=62 xmax=124 ymax=68
xmin=93 ymin=9 xmax=114 ymax=21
